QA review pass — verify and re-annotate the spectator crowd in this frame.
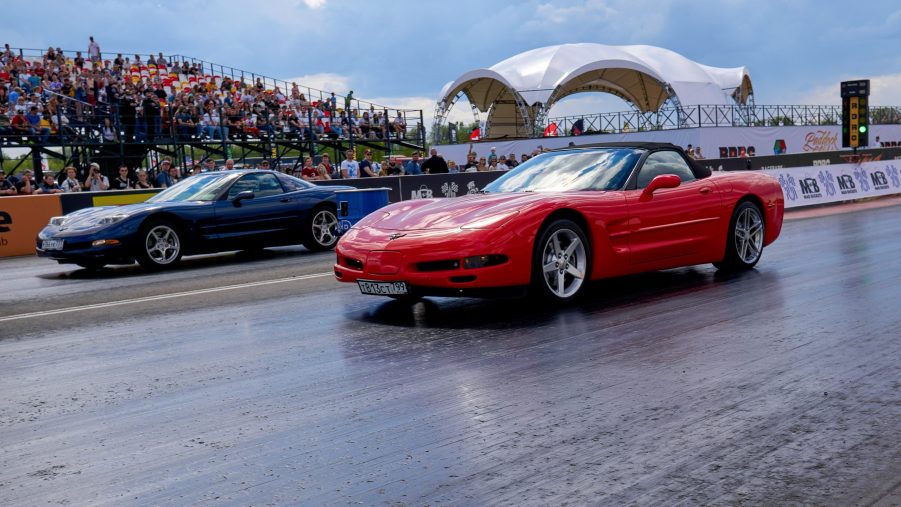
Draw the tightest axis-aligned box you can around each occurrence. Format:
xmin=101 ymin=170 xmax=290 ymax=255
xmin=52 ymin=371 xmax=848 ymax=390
xmin=0 ymin=38 xmax=639 ymax=192
xmin=0 ymin=141 xmax=543 ymax=195
xmin=0 ymin=38 xmax=413 ymax=147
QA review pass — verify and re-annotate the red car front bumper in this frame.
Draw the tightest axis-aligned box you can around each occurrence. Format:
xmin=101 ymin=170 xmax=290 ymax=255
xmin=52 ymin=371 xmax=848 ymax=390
xmin=334 ymin=226 xmax=533 ymax=296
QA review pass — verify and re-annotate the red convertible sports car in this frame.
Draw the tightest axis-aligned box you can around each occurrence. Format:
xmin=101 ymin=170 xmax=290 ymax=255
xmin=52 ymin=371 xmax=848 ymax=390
xmin=334 ymin=143 xmax=784 ymax=302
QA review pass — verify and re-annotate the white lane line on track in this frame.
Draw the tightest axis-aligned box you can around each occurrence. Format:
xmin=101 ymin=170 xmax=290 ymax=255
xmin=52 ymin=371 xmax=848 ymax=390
xmin=0 ymin=272 xmax=333 ymax=323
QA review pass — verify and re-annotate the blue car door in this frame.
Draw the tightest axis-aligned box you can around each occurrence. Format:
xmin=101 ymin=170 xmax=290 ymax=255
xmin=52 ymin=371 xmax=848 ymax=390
xmin=212 ymin=172 xmax=296 ymax=247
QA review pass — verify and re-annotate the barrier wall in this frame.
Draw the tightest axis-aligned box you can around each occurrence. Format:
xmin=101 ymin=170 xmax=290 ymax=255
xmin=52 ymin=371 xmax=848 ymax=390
xmin=3 ymin=153 xmax=901 ymax=258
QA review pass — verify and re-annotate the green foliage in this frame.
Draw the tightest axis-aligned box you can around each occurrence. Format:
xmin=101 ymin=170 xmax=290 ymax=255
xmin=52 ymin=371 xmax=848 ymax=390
xmin=768 ymin=115 xmax=795 ymax=126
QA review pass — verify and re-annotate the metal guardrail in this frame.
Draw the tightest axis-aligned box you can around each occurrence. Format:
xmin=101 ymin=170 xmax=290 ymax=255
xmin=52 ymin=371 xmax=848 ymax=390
xmin=545 ymin=104 xmax=901 ymax=136
xmin=434 ymin=103 xmax=901 ymax=143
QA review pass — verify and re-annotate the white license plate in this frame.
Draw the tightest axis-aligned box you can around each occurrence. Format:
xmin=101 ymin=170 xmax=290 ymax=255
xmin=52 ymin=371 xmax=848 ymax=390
xmin=42 ymin=239 xmax=64 ymax=251
xmin=358 ymin=280 xmax=408 ymax=295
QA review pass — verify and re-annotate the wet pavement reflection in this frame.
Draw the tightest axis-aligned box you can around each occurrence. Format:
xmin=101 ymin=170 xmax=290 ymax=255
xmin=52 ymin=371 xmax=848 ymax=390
xmin=0 ymin=204 xmax=899 ymax=505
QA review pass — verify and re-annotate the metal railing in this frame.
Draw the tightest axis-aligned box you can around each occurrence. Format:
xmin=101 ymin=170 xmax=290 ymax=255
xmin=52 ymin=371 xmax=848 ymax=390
xmin=432 ymin=103 xmax=901 ymax=143
xmin=544 ymin=104 xmax=901 ymax=136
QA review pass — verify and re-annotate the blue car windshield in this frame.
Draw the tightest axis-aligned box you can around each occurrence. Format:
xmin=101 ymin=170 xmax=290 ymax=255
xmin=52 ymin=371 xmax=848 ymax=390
xmin=483 ymin=148 xmax=642 ymax=193
xmin=147 ymin=173 xmax=236 ymax=202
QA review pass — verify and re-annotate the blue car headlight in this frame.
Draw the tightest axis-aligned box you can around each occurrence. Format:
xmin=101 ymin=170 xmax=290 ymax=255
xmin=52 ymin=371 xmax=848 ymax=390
xmin=49 ymin=216 xmax=68 ymax=227
xmin=98 ymin=214 xmax=129 ymax=226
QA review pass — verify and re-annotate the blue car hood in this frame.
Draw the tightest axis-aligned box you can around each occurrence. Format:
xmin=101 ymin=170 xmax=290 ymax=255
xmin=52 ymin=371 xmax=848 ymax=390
xmin=53 ymin=201 xmax=205 ymax=233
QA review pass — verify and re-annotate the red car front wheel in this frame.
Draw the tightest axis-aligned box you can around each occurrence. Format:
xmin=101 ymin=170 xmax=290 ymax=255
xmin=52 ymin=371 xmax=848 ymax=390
xmin=531 ymin=219 xmax=590 ymax=302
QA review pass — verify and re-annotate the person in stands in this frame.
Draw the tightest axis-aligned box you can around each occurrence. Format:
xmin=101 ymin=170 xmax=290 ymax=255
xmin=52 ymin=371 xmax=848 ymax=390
xmin=110 ymin=165 xmax=134 ymax=190
xmin=317 ymin=154 xmax=333 ymax=180
xmin=15 ymin=170 xmax=36 ymax=194
xmin=0 ymin=169 xmax=18 ymax=195
xmin=36 ymin=172 xmax=64 ymax=194
xmin=422 ymin=148 xmax=448 ymax=174
xmin=155 ymin=159 xmax=175 ymax=188
xmin=134 ymin=169 xmax=153 ymax=189
xmin=84 ymin=162 xmax=110 ymax=191
xmin=359 ymin=150 xmax=377 ymax=177
xmin=60 ymin=166 xmax=83 ymax=192
xmin=404 ymin=151 xmax=423 ymax=175
xmin=340 ymin=149 xmax=359 ymax=179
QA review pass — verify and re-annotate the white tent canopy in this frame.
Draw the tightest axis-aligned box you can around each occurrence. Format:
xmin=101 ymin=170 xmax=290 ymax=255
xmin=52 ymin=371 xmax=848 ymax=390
xmin=435 ymin=43 xmax=752 ymax=139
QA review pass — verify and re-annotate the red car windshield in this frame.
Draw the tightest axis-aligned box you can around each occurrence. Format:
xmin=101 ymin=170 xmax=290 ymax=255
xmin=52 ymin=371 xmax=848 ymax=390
xmin=483 ymin=148 xmax=642 ymax=193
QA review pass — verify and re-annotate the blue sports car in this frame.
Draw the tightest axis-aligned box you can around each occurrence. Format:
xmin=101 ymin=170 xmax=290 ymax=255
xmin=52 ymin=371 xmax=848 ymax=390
xmin=36 ymin=170 xmax=353 ymax=270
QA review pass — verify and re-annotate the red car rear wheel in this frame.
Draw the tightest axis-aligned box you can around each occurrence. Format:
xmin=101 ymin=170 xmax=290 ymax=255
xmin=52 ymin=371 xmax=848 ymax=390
xmin=715 ymin=201 xmax=765 ymax=271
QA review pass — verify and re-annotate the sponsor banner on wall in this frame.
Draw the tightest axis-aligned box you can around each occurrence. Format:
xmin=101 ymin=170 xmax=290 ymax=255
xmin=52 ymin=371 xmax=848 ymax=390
xmin=764 ymin=160 xmax=901 ymax=208
xmin=434 ymin=125 xmax=901 ymax=166
xmin=319 ymin=172 xmax=503 ymax=202
xmin=696 ymin=147 xmax=901 ymax=173
xmin=691 ymin=125 xmax=901 ymax=161
xmin=397 ymin=172 xmax=500 ymax=200
xmin=0 ymin=195 xmax=63 ymax=257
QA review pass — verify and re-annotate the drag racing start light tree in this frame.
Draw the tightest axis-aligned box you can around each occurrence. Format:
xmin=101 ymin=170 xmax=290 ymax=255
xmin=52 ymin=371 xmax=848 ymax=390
xmin=841 ymin=79 xmax=870 ymax=149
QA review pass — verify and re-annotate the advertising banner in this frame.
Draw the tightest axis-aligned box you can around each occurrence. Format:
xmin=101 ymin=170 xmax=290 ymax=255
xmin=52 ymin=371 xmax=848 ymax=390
xmin=765 ymin=159 xmax=901 ymax=208
xmin=434 ymin=125 xmax=901 ymax=167
xmin=0 ymin=195 xmax=62 ymax=257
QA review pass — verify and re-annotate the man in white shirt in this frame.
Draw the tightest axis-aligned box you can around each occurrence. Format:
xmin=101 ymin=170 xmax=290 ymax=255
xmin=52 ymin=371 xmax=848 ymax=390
xmin=340 ymin=149 xmax=359 ymax=178
xmin=87 ymin=36 xmax=101 ymax=63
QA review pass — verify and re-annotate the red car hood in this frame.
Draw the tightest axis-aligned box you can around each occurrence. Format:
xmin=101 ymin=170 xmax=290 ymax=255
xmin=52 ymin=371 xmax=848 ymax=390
xmin=364 ymin=191 xmax=579 ymax=231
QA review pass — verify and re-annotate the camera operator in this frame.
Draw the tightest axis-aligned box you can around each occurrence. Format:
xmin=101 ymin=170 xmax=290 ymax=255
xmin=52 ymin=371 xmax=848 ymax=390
xmin=83 ymin=162 xmax=110 ymax=191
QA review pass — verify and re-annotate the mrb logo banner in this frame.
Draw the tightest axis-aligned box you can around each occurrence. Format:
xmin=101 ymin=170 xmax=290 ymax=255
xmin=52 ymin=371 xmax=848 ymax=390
xmin=870 ymin=171 xmax=890 ymax=190
xmin=798 ymin=178 xmax=822 ymax=199
xmin=837 ymin=174 xmax=857 ymax=195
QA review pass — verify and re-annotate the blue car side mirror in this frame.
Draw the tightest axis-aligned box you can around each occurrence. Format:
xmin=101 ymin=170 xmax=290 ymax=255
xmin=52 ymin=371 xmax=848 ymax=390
xmin=233 ymin=190 xmax=255 ymax=207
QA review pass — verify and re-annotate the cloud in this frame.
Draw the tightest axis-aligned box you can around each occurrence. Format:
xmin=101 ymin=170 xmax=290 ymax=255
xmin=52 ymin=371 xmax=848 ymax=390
xmin=303 ymin=0 xmax=327 ymax=9
xmin=793 ymin=73 xmax=901 ymax=107
xmin=532 ymin=0 xmax=614 ymax=25
xmin=280 ymin=73 xmax=351 ymax=98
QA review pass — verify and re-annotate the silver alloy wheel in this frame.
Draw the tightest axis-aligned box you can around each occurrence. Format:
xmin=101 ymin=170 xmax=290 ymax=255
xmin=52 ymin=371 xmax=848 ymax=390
xmin=541 ymin=228 xmax=587 ymax=299
xmin=312 ymin=209 xmax=338 ymax=247
xmin=734 ymin=206 xmax=764 ymax=264
xmin=145 ymin=224 xmax=181 ymax=265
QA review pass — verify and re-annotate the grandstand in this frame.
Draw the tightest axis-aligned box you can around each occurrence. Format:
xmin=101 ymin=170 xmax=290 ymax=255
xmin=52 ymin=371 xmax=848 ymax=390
xmin=0 ymin=45 xmax=426 ymax=180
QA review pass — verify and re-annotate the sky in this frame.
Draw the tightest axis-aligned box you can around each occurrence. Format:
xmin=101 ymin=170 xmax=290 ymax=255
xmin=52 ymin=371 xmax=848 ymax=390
xmin=2 ymin=0 xmax=901 ymax=128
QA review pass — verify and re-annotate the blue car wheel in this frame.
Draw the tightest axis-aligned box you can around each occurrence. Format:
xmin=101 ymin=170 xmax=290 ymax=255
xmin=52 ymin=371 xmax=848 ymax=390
xmin=136 ymin=219 xmax=184 ymax=270
xmin=304 ymin=205 xmax=339 ymax=251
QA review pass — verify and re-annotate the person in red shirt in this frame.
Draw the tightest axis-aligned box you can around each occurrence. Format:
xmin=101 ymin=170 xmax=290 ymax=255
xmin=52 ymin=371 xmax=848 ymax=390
xmin=10 ymin=110 xmax=32 ymax=138
xmin=300 ymin=156 xmax=319 ymax=181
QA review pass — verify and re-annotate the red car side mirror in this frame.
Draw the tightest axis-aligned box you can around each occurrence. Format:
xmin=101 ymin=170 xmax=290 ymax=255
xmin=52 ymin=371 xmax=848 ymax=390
xmin=640 ymin=174 xmax=681 ymax=201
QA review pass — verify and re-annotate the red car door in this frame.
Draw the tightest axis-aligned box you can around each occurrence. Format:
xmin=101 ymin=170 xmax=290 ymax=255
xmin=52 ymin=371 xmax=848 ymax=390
xmin=625 ymin=151 xmax=722 ymax=266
